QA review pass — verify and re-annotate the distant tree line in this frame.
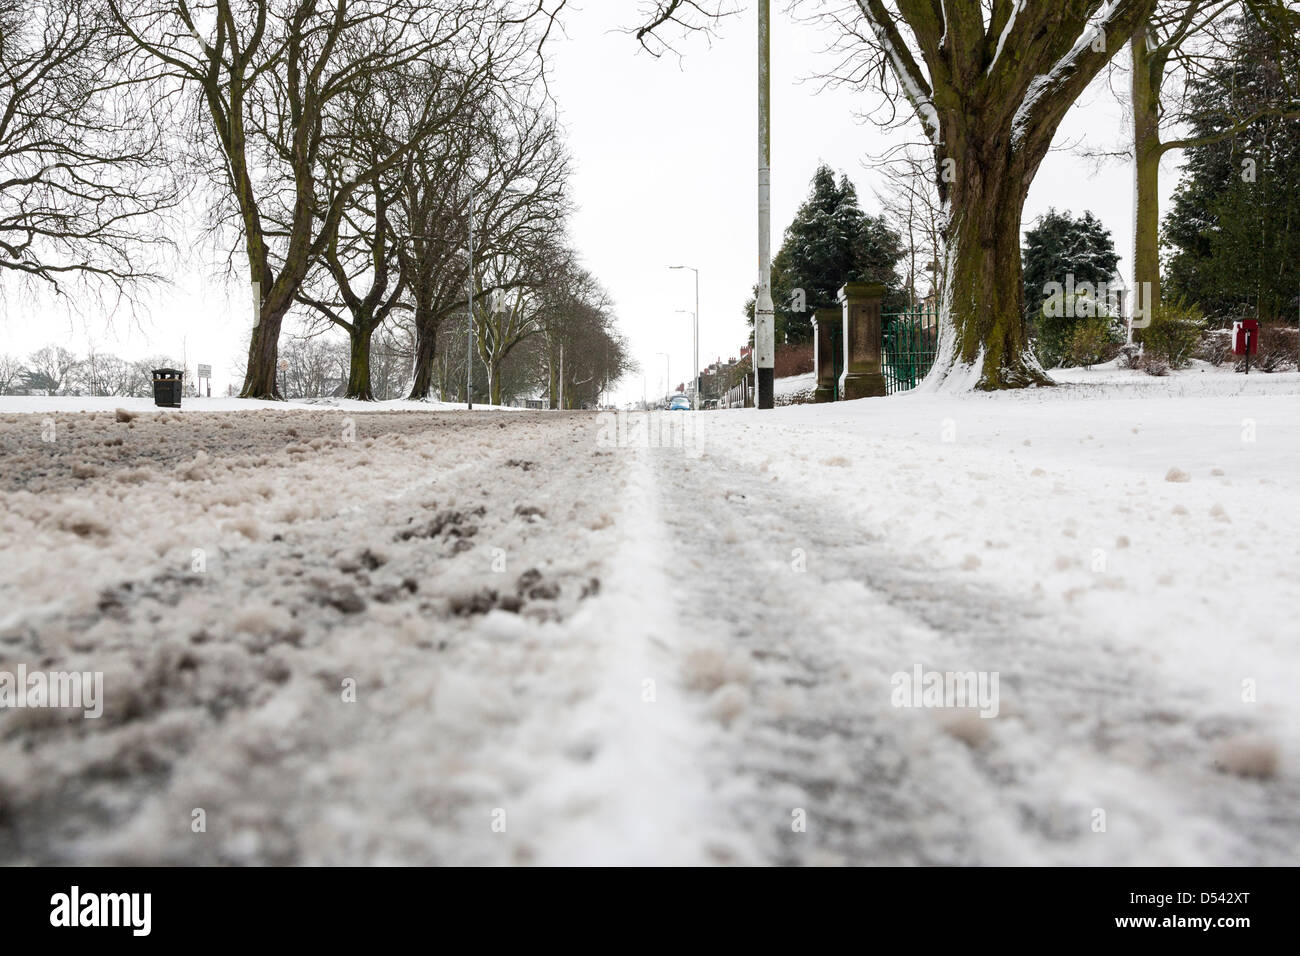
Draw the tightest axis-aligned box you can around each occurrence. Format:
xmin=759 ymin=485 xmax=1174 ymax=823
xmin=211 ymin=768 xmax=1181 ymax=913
xmin=1 ymin=0 xmax=632 ymax=405
xmin=0 ymin=346 xmax=187 ymax=397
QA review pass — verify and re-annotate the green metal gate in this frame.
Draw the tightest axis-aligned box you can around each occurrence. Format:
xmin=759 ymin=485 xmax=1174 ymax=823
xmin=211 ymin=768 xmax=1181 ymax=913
xmin=882 ymin=306 xmax=939 ymax=395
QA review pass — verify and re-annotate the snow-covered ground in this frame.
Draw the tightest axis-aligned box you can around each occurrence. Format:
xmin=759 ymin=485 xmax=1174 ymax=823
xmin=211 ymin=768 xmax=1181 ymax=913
xmin=686 ymin=365 xmax=1300 ymax=863
xmin=1 ymin=367 xmax=1297 ymax=864
xmin=0 ymin=395 xmax=520 ymax=415
xmin=775 ymin=370 xmax=815 ymax=402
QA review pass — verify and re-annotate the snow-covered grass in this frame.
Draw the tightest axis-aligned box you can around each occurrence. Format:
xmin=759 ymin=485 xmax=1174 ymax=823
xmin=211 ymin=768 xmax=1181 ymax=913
xmin=1051 ymin=357 xmax=1300 ymax=395
xmin=689 ymin=371 xmax=1300 ymax=861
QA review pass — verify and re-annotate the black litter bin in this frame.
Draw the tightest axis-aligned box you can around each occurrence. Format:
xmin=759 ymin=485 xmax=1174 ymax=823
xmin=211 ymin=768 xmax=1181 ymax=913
xmin=152 ymin=368 xmax=184 ymax=408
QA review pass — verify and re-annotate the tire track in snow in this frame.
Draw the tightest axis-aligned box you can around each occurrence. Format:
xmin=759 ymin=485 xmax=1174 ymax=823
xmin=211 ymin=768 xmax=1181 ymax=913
xmin=527 ymin=446 xmax=756 ymax=865
xmin=644 ymin=440 xmax=1300 ymax=865
xmin=0 ymin=413 xmax=648 ymax=864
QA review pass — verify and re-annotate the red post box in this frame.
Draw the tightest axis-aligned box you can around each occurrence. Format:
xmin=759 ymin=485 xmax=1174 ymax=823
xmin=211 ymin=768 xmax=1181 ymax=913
xmin=1232 ymin=320 xmax=1259 ymax=356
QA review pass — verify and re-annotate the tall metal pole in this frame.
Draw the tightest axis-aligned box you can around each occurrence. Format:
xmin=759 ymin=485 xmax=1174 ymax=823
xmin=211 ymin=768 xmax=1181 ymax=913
xmin=692 ymin=271 xmax=699 ymax=410
xmin=467 ymin=185 xmax=475 ymax=410
xmin=755 ymin=0 xmax=775 ymax=409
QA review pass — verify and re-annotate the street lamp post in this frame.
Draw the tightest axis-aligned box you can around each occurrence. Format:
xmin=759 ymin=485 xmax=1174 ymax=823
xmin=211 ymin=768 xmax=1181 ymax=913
xmin=755 ymin=0 xmax=775 ymax=409
xmin=466 ymin=185 xmax=476 ymax=409
xmin=670 ymin=265 xmax=700 ymax=410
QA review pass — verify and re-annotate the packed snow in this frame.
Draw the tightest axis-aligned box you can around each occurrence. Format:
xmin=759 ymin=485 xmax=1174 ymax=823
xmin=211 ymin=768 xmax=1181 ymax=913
xmin=0 ymin=395 xmax=521 ymax=415
xmin=1 ymin=368 xmax=1297 ymax=864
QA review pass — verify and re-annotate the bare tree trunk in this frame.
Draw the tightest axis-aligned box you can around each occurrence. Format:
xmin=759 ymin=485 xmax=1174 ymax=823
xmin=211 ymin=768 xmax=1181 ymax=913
xmin=1132 ymin=32 xmax=1163 ymax=323
xmin=939 ymin=141 xmax=1052 ymax=390
xmin=547 ymin=343 xmax=558 ymax=409
xmin=243 ymin=301 xmax=287 ymax=399
xmin=347 ymin=324 xmax=375 ymax=401
xmin=408 ymin=318 xmax=437 ymax=400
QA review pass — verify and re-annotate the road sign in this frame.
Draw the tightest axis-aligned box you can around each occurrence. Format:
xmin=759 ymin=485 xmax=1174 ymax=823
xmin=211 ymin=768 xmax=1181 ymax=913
xmin=197 ymin=364 xmax=212 ymax=378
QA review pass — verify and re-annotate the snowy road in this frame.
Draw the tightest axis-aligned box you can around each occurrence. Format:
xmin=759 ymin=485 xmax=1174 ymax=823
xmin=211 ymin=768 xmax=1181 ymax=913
xmin=644 ymin=433 xmax=1297 ymax=865
xmin=1 ymin=385 xmax=1297 ymax=864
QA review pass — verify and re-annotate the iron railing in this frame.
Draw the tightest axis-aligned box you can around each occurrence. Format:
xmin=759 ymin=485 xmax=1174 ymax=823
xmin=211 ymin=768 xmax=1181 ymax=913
xmin=882 ymin=306 xmax=940 ymax=395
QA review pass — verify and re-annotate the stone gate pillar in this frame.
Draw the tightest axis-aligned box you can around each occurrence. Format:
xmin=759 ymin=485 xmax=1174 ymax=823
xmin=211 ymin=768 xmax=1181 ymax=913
xmin=837 ymin=282 xmax=887 ymax=400
xmin=812 ymin=308 xmax=837 ymax=403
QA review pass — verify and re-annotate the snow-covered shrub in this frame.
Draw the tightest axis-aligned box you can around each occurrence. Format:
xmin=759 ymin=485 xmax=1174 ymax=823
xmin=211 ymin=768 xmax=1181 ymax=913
xmin=1066 ymin=319 xmax=1118 ymax=369
xmin=1252 ymin=324 xmax=1298 ymax=372
xmin=1118 ymin=343 xmax=1142 ymax=369
xmin=1195 ymin=328 xmax=1232 ymax=366
xmin=1140 ymin=298 xmax=1204 ymax=369
xmin=776 ymin=385 xmax=816 ymax=406
xmin=1143 ymin=358 xmax=1170 ymax=377
xmin=1034 ymin=294 xmax=1122 ymax=368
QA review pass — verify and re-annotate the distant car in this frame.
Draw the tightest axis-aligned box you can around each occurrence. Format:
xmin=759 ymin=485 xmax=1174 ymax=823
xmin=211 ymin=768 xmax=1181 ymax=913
xmin=667 ymin=394 xmax=692 ymax=411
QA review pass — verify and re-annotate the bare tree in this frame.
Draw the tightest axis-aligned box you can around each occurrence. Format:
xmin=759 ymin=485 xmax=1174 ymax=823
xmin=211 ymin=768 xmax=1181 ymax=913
xmin=532 ymin=256 xmax=627 ymax=408
xmin=0 ymin=354 xmax=25 ymax=394
xmin=69 ymin=350 xmax=138 ymax=396
xmin=111 ymin=0 xmax=562 ymax=399
xmin=278 ymin=333 xmax=347 ymax=398
xmin=295 ymin=86 xmax=408 ymax=401
xmin=296 ymin=53 xmax=513 ymax=400
xmin=397 ymin=135 xmax=476 ymax=401
xmin=0 ymin=0 xmax=176 ymax=300
xmin=23 ymin=345 xmax=79 ymax=394
xmin=631 ymin=0 xmax=739 ymax=56
xmin=369 ymin=322 xmax=412 ymax=398
xmin=474 ymin=261 xmax=547 ymax=405
xmin=398 ymin=95 xmax=569 ymax=400
xmin=874 ymin=146 xmax=945 ymax=308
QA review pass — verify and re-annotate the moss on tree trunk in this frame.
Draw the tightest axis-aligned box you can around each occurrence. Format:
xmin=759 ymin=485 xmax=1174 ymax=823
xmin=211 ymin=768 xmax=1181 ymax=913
xmin=939 ymin=142 xmax=1052 ymax=390
xmin=346 ymin=323 xmax=375 ymax=401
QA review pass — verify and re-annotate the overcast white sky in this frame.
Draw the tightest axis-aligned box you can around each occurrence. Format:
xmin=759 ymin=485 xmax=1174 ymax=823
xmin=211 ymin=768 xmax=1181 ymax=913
xmin=1 ymin=2 xmax=1182 ymax=404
